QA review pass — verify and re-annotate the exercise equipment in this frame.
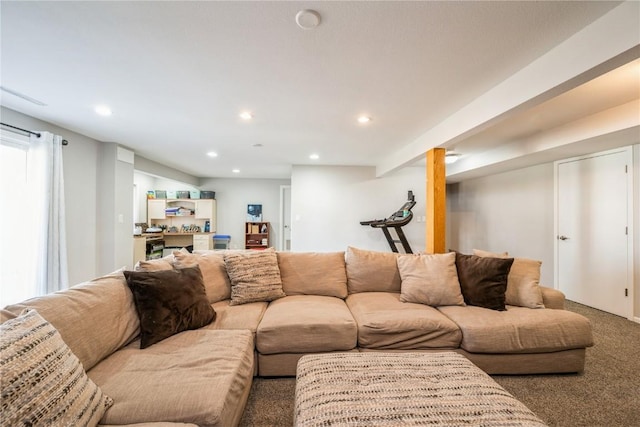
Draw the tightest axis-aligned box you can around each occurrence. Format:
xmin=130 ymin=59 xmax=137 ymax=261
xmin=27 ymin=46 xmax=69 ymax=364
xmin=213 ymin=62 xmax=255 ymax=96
xmin=360 ymin=191 xmax=416 ymax=253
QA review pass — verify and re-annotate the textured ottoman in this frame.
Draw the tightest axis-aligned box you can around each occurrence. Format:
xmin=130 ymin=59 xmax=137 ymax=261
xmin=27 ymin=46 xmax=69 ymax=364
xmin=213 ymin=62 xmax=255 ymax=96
xmin=295 ymin=352 xmax=547 ymax=426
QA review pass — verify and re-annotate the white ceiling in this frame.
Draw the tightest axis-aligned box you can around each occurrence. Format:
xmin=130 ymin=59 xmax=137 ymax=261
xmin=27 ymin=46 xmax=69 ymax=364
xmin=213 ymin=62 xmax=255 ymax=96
xmin=1 ymin=1 xmax=637 ymax=180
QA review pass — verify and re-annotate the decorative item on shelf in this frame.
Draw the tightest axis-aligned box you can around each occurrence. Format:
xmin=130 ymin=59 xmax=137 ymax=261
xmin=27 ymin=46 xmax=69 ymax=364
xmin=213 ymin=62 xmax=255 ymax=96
xmin=200 ymin=191 xmax=215 ymax=199
xmin=155 ymin=190 xmax=167 ymax=199
xmin=190 ymin=190 xmax=200 ymax=199
xmin=261 ymin=224 xmax=267 ymax=233
xmin=247 ymin=204 xmax=262 ymax=221
xmin=165 ymin=206 xmax=180 ymax=216
xmin=180 ymin=224 xmax=201 ymax=233
xmin=146 ymin=190 xmax=156 ymax=199
xmin=176 ymin=191 xmax=190 ymax=199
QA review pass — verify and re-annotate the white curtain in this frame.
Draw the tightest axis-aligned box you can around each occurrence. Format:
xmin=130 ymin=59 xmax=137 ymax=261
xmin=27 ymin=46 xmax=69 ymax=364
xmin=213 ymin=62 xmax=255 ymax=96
xmin=29 ymin=131 xmax=68 ymax=295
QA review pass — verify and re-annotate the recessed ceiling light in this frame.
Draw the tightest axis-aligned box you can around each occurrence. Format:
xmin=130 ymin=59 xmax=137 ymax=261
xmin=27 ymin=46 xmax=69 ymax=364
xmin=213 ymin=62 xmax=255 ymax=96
xmin=95 ymin=105 xmax=112 ymax=116
xmin=357 ymin=116 xmax=371 ymax=124
xmin=232 ymin=169 xmax=240 ymax=173
xmin=239 ymin=111 xmax=253 ymax=120
xmin=207 ymin=151 xmax=218 ymax=158
xmin=309 ymin=153 xmax=319 ymax=160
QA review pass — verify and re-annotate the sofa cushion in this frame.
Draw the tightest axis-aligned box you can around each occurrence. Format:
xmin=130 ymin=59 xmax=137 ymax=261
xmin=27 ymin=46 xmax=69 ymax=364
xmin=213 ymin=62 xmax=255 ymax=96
xmin=203 ymin=300 xmax=268 ymax=333
xmin=98 ymin=424 xmax=198 ymax=427
xmin=541 ymin=286 xmax=565 ymax=310
xmin=256 ymin=295 xmax=357 ymax=354
xmin=1 ymin=309 xmax=113 ymax=426
xmin=224 ymin=248 xmax=286 ymax=305
xmin=2 ymin=269 xmax=139 ymax=371
xmin=277 ymin=251 xmax=347 ymax=298
xmin=455 ymin=252 xmax=514 ymax=311
xmin=173 ymin=251 xmax=232 ymax=303
xmin=345 ymin=246 xmax=401 ymax=293
xmin=124 ymin=266 xmax=216 ymax=349
xmin=473 ymin=250 xmax=545 ymax=309
xmin=346 ymin=292 xmax=462 ymax=349
xmin=88 ymin=329 xmax=254 ymax=427
xmin=437 ymin=305 xmax=594 ymax=353
xmin=397 ymin=252 xmax=465 ymax=307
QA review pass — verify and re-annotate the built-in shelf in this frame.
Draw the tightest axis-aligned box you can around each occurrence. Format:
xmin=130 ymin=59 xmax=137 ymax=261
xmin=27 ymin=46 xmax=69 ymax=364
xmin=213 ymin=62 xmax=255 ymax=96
xmin=245 ymin=222 xmax=269 ymax=249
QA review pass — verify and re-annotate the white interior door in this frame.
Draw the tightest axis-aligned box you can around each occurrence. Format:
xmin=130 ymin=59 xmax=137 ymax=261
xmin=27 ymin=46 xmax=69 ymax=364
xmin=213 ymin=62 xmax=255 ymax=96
xmin=279 ymin=185 xmax=292 ymax=251
xmin=556 ymin=147 xmax=632 ymax=318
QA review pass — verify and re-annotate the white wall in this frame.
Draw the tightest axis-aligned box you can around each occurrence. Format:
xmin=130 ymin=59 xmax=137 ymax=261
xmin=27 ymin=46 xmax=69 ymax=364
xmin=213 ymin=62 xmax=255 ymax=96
xmin=197 ymin=177 xmax=290 ymax=250
xmin=447 ymin=163 xmax=555 ymax=286
xmin=92 ymin=142 xmax=135 ymax=276
xmin=448 ymin=150 xmax=640 ymax=319
xmin=133 ymin=172 xmax=155 ymax=224
xmin=290 ymin=165 xmax=426 ymax=253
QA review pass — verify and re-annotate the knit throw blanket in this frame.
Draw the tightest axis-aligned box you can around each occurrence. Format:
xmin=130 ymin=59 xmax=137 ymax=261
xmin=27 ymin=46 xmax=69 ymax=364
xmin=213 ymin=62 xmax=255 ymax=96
xmin=295 ymin=352 xmax=547 ymax=426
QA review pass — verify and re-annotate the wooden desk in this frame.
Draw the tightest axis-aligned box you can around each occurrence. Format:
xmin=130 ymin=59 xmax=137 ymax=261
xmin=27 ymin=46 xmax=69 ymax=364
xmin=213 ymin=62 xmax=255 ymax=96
xmin=133 ymin=233 xmax=214 ymax=265
xmin=163 ymin=233 xmax=213 ymax=250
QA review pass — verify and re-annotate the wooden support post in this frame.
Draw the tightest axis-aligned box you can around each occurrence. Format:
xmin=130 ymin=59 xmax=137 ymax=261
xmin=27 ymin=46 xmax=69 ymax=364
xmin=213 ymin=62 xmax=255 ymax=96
xmin=426 ymin=148 xmax=446 ymax=254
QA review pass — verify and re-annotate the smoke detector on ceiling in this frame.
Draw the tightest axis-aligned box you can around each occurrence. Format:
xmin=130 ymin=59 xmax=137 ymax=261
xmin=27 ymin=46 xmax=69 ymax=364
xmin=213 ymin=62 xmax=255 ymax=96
xmin=296 ymin=10 xmax=321 ymax=29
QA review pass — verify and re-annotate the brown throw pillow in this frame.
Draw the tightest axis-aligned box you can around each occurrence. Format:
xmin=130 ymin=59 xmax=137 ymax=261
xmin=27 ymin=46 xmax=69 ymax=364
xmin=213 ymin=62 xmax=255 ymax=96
xmin=472 ymin=249 xmax=545 ymax=309
xmin=124 ymin=266 xmax=216 ymax=348
xmin=455 ymin=252 xmax=514 ymax=311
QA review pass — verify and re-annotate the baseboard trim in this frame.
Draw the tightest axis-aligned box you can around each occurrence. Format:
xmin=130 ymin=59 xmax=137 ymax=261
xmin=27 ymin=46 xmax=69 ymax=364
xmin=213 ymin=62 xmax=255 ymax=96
xmin=633 ymin=316 xmax=640 ymax=324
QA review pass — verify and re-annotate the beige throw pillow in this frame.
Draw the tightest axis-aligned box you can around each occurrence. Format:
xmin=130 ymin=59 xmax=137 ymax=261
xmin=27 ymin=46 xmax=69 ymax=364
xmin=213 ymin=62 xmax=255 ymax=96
xmin=224 ymin=248 xmax=286 ymax=305
xmin=398 ymin=252 xmax=465 ymax=307
xmin=473 ymin=249 xmax=545 ymax=309
xmin=134 ymin=254 xmax=174 ymax=272
xmin=0 ymin=309 xmax=113 ymax=426
xmin=473 ymin=248 xmax=509 ymax=258
xmin=173 ymin=251 xmax=232 ymax=303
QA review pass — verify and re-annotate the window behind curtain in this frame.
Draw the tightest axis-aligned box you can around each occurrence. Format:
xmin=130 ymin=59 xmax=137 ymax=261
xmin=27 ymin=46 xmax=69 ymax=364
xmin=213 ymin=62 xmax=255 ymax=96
xmin=0 ymin=131 xmax=39 ymax=307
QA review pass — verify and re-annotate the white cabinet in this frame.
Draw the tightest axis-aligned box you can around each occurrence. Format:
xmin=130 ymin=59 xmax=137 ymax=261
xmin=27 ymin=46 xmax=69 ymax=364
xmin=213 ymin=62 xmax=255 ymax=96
xmin=195 ymin=199 xmax=216 ymax=225
xmin=133 ymin=236 xmax=147 ymax=265
xmin=193 ymin=234 xmax=213 ymax=251
xmin=147 ymin=199 xmax=216 ymax=232
xmin=147 ymin=199 xmax=167 ymax=223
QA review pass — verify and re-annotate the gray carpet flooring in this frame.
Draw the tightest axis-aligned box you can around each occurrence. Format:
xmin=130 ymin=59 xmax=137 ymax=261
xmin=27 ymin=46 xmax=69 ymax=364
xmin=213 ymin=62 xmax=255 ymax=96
xmin=239 ymin=301 xmax=640 ymax=427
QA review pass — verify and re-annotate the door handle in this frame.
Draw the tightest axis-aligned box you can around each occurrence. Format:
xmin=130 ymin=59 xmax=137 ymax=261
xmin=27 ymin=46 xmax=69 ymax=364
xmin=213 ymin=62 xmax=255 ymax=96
xmin=558 ymin=235 xmax=569 ymax=240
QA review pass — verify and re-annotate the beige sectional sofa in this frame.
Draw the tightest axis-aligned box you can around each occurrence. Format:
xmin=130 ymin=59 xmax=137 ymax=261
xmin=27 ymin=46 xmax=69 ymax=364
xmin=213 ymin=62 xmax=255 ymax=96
xmin=1 ymin=246 xmax=593 ymax=426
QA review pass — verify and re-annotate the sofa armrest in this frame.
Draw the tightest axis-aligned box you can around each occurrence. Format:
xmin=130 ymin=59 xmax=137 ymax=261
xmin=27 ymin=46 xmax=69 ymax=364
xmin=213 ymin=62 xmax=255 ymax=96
xmin=541 ymin=286 xmax=565 ymax=309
